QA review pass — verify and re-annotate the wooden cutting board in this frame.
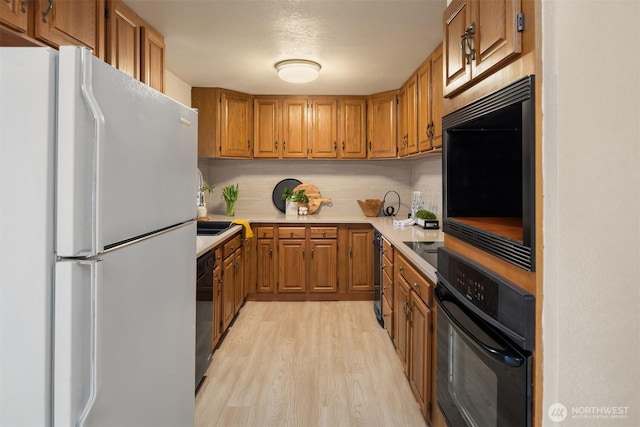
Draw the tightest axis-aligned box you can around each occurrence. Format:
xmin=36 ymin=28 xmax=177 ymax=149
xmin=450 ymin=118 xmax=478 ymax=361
xmin=293 ymin=183 xmax=332 ymax=214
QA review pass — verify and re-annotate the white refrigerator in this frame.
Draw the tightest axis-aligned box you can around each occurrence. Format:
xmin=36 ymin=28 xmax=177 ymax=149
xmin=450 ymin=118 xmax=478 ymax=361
xmin=0 ymin=46 xmax=198 ymax=426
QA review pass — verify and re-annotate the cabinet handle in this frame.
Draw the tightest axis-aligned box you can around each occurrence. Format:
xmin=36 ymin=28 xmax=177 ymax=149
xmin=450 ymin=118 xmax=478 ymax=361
xmin=322 ymin=230 xmax=326 ymax=237
xmin=349 ymin=247 xmax=352 ymax=257
xmin=283 ymin=140 xmax=286 ymax=151
xmin=42 ymin=0 xmax=52 ymax=23
xmin=302 ymin=248 xmax=305 ymax=258
xmin=275 ymin=141 xmax=278 ymax=150
xmin=290 ymin=232 xmax=294 ymax=238
xmin=368 ymin=141 xmax=372 ymax=151
xmin=381 ymin=264 xmax=385 ymax=271
xmin=269 ymin=247 xmax=272 ymax=256
xmin=311 ymin=247 xmax=314 ymax=258
xmin=342 ymin=141 xmax=345 ymax=152
xmin=399 ymin=266 xmax=404 ymax=275
xmin=333 ymin=141 xmax=337 ymax=151
xmin=21 ymin=0 xmax=29 ymax=13
xmin=461 ymin=22 xmax=476 ymax=64
xmin=263 ymin=231 xmax=267 ymax=238
xmin=413 ymin=282 xmax=419 ymax=290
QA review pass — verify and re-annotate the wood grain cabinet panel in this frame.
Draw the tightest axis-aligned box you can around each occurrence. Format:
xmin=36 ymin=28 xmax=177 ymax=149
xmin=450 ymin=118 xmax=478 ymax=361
xmin=278 ymin=239 xmax=306 ymax=292
xmin=34 ymin=0 xmax=104 ymax=58
xmin=106 ymin=0 xmax=140 ymax=79
xmin=256 ymin=237 xmax=276 ymax=293
xmin=417 ymin=44 xmax=443 ymax=152
xmin=309 ymin=97 xmax=337 ymax=159
xmin=444 ymin=0 xmax=523 ymax=97
xmin=347 ymin=228 xmax=373 ymax=292
xmin=338 ymin=98 xmax=367 ymax=159
xmin=0 ymin=0 xmax=28 ymax=33
xmin=309 ymin=239 xmax=338 ymax=292
xmin=220 ymin=90 xmax=252 ymax=158
xmin=282 ymin=97 xmax=308 ymax=158
xmin=253 ymin=97 xmax=281 ymax=158
xmin=141 ymin=25 xmax=165 ymax=92
xmin=368 ymin=90 xmax=398 ymax=159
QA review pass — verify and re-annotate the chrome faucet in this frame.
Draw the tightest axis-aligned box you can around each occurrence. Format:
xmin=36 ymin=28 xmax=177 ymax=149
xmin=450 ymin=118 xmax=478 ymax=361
xmin=196 ymin=168 xmax=205 ymax=207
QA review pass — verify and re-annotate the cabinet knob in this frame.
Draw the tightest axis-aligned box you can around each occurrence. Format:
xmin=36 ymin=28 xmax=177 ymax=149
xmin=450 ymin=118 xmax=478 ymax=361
xmin=263 ymin=231 xmax=267 ymax=238
xmin=413 ymin=283 xmax=419 ymax=290
xmin=290 ymin=232 xmax=294 ymax=238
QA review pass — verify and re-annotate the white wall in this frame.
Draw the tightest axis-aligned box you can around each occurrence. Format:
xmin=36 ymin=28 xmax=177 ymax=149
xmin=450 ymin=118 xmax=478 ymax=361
xmin=165 ymin=69 xmax=192 ymax=106
xmin=542 ymin=1 xmax=640 ymax=426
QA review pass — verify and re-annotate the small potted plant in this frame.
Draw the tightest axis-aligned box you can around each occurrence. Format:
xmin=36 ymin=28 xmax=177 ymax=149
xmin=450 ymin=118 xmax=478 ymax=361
xmin=221 ymin=183 xmax=239 ymax=216
xmin=281 ymin=187 xmax=309 ymax=216
xmin=415 ymin=209 xmax=439 ymax=229
xmin=197 ymin=182 xmax=215 ymax=218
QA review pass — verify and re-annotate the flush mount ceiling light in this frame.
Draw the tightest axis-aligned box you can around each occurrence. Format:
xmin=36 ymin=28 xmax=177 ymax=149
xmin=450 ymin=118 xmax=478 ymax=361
xmin=275 ymin=59 xmax=321 ymax=83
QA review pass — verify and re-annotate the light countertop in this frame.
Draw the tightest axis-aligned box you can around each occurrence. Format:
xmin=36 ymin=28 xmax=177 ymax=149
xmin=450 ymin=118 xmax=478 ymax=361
xmin=196 ymin=214 xmax=443 ymax=283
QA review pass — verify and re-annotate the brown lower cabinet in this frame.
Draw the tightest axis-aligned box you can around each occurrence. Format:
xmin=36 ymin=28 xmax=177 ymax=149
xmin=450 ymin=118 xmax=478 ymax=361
xmin=211 ymin=247 xmax=222 ymax=348
xmin=394 ymin=251 xmax=434 ymax=421
xmin=252 ymin=223 xmax=372 ymax=299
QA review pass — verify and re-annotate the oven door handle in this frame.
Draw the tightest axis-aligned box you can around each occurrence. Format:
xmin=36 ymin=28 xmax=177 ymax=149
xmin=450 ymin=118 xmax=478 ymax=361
xmin=436 ymin=289 xmax=525 ymax=368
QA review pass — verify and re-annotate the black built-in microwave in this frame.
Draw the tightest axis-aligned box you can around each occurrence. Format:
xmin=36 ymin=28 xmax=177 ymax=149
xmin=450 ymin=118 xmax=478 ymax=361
xmin=442 ymin=75 xmax=536 ymax=271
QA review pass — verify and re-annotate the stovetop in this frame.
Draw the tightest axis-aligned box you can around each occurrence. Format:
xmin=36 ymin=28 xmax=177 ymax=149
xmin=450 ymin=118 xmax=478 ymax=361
xmin=402 ymin=241 xmax=443 ymax=269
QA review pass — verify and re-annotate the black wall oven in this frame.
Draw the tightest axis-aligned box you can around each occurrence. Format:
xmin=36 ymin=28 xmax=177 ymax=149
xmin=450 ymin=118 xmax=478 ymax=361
xmin=435 ymin=248 xmax=535 ymax=427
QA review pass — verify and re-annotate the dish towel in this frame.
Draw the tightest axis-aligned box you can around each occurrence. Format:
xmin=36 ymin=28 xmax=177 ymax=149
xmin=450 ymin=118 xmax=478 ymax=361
xmin=393 ymin=218 xmax=416 ymax=227
xmin=231 ymin=219 xmax=254 ymax=239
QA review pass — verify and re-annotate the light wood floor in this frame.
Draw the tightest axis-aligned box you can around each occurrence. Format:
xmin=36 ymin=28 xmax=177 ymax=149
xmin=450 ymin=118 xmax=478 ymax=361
xmin=195 ymin=301 xmax=427 ymax=427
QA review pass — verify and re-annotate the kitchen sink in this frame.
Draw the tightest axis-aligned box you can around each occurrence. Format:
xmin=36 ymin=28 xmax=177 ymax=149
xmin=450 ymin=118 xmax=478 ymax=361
xmin=196 ymin=221 xmax=233 ymax=236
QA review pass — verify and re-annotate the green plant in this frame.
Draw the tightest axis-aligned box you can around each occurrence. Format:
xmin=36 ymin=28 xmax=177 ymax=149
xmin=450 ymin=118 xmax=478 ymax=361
xmin=221 ymin=183 xmax=239 ymax=203
xmin=201 ymin=182 xmax=215 ymax=194
xmin=281 ymin=187 xmax=309 ymax=203
xmin=415 ymin=209 xmax=436 ymax=220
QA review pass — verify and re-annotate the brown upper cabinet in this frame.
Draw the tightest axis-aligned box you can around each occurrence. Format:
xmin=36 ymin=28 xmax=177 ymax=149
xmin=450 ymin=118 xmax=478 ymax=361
xmin=367 ymin=90 xmax=398 ymax=159
xmin=106 ymin=0 xmax=165 ymax=92
xmin=338 ymin=98 xmax=367 ymax=159
xmin=252 ymin=95 xmax=367 ymax=160
xmin=417 ymin=43 xmax=443 ymax=151
xmin=443 ymin=0 xmax=523 ymax=97
xmin=192 ymin=88 xmax=253 ymax=158
xmin=398 ymin=73 xmax=418 ymax=158
xmin=0 ymin=0 xmax=30 ymax=35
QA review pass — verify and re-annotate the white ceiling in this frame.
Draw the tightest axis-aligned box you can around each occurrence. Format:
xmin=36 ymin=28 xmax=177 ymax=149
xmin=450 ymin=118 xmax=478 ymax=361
xmin=125 ymin=0 xmax=446 ymax=95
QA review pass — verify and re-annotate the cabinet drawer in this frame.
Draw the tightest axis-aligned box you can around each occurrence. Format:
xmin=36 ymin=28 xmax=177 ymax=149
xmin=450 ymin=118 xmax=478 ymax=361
xmin=309 ymin=226 xmax=337 ymax=239
xmin=383 ymin=254 xmax=393 ymax=277
xmin=383 ymin=238 xmax=394 ymax=261
xmin=223 ymin=234 xmax=242 ymax=258
xmin=395 ymin=253 xmax=433 ymax=306
xmin=278 ymin=227 xmax=306 ymax=239
xmin=256 ymin=226 xmax=274 ymax=239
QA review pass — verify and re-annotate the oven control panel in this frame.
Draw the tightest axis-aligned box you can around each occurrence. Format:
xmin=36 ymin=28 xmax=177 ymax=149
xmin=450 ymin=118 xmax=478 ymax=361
xmin=452 ymin=258 xmax=498 ymax=317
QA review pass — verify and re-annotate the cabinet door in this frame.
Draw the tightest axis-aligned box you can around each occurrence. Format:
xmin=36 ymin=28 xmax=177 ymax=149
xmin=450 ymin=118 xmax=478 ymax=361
xmin=417 ymin=58 xmax=432 ymax=152
xmin=0 ymin=0 xmax=28 ymax=32
xmin=220 ymin=91 xmax=252 ymax=158
xmin=397 ymin=85 xmax=407 ymax=157
xmin=282 ymin=97 xmax=308 ymax=158
xmin=221 ymin=254 xmax=235 ymax=332
xmin=105 ymin=0 xmax=140 ymax=80
xmin=256 ymin=239 xmax=275 ymax=292
xmin=233 ymin=248 xmax=244 ymax=313
xmin=35 ymin=0 xmax=104 ymax=58
xmin=338 ymin=98 xmax=367 ymax=159
xmin=212 ymin=262 xmax=222 ymax=347
xmin=394 ymin=277 xmax=410 ymax=373
xmin=443 ymin=0 xmax=471 ymax=97
xmin=309 ymin=239 xmax=338 ymax=293
xmin=409 ymin=291 xmax=432 ymax=420
xmin=278 ymin=239 xmax=305 ymax=292
xmin=430 ymin=45 xmax=444 ymax=149
xmin=367 ymin=91 xmax=397 ymax=159
xmin=253 ymin=97 xmax=280 ymax=158
xmin=470 ymin=0 xmax=522 ymax=79
xmin=405 ymin=74 xmax=418 ymax=155
xmin=347 ymin=228 xmax=373 ymax=292
xmin=309 ymin=97 xmax=337 ymax=158
xmin=141 ymin=25 xmax=165 ymax=93
xmin=191 ymin=88 xmax=217 ymax=158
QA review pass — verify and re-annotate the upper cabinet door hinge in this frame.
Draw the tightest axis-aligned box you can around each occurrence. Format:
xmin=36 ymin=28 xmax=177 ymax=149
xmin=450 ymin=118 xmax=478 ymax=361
xmin=517 ymin=13 xmax=525 ymax=32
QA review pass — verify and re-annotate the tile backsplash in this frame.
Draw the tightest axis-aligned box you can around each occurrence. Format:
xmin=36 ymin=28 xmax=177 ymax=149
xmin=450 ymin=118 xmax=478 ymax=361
xmin=198 ymin=157 xmax=442 ymax=218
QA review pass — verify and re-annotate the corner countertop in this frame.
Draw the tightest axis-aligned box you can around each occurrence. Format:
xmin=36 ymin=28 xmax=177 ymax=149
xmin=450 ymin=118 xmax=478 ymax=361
xmin=196 ymin=214 xmax=443 ymax=283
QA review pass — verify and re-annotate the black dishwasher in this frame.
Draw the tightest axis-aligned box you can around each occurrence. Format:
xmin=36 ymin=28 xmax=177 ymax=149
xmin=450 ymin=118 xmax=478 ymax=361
xmin=373 ymin=230 xmax=384 ymax=327
xmin=195 ymin=250 xmax=215 ymax=391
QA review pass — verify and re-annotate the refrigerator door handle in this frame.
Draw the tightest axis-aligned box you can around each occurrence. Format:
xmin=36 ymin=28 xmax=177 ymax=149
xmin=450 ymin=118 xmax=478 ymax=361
xmin=54 ymin=258 xmax=102 ymax=427
xmin=76 ymin=258 xmax=101 ymax=427
xmin=78 ymin=48 xmax=105 ymax=256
